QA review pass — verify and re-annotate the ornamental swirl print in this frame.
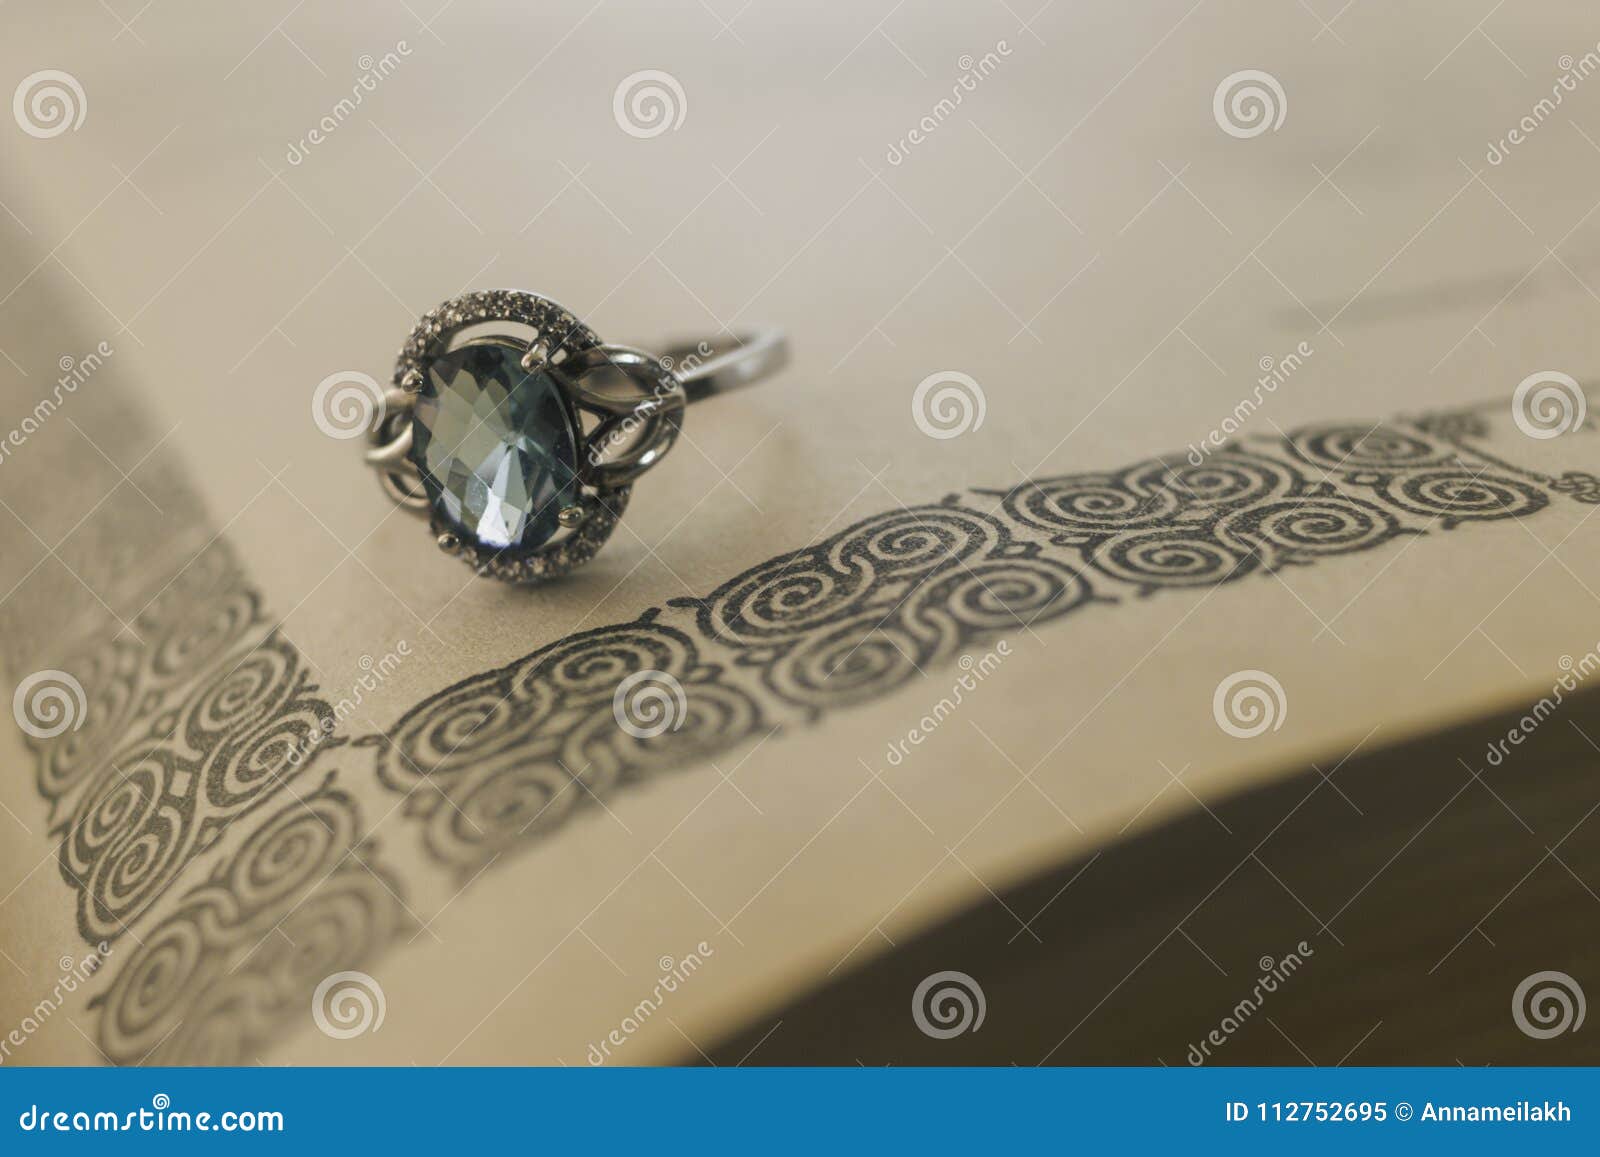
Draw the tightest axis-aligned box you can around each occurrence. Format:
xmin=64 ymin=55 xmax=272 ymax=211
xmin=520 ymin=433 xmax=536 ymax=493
xmin=6 ymin=405 xmax=1595 ymax=1063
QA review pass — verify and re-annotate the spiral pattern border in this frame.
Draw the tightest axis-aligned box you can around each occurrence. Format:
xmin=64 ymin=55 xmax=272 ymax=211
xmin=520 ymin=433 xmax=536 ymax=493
xmin=6 ymin=408 xmax=1593 ymax=1063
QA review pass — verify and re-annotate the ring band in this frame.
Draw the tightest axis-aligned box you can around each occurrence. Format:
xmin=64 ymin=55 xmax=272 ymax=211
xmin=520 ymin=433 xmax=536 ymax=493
xmin=664 ymin=326 xmax=789 ymax=403
xmin=364 ymin=289 xmax=788 ymax=584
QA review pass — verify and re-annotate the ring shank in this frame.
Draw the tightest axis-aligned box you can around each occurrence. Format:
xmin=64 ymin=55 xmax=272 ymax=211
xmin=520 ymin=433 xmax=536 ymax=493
xmin=657 ymin=327 xmax=789 ymax=404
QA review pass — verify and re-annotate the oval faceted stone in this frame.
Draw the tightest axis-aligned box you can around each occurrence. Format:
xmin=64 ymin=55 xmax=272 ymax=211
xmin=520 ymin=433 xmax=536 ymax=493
xmin=408 ymin=341 xmax=581 ymax=557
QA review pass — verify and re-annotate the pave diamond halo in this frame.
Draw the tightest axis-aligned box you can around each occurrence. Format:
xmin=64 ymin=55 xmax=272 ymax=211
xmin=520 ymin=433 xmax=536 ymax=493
xmin=363 ymin=289 xmax=788 ymax=585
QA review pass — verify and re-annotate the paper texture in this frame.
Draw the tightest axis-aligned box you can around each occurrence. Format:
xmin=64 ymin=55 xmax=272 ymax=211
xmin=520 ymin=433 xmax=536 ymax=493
xmin=1 ymin=1 xmax=1597 ymax=1064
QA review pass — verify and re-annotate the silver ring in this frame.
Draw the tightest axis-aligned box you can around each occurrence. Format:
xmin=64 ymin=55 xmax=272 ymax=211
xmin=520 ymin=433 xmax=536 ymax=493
xmin=364 ymin=289 xmax=788 ymax=584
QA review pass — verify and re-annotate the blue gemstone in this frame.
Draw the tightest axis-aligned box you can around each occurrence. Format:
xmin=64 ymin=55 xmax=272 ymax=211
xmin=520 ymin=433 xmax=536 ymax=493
xmin=408 ymin=341 xmax=581 ymax=557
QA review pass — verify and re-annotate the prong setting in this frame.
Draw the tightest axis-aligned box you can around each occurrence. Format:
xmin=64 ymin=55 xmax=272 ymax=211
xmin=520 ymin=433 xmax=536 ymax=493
xmin=520 ymin=339 xmax=551 ymax=371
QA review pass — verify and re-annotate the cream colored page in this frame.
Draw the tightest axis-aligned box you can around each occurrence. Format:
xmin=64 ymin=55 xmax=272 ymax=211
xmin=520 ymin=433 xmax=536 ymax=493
xmin=0 ymin=2 xmax=1597 ymax=1064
